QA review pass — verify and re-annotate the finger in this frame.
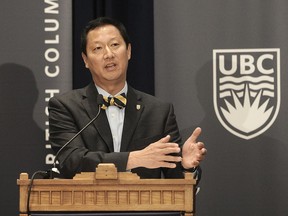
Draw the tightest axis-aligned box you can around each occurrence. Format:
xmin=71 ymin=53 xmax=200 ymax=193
xmin=157 ymin=135 xmax=171 ymax=143
xmin=159 ymin=162 xmax=177 ymax=169
xmin=196 ymin=142 xmax=205 ymax=149
xmin=201 ymin=148 xmax=207 ymax=155
xmin=163 ymin=145 xmax=181 ymax=154
xmin=153 ymin=141 xmax=179 ymax=149
xmin=188 ymin=127 xmax=202 ymax=143
xmin=153 ymin=143 xmax=180 ymax=155
xmin=162 ymin=155 xmax=182 ymax=163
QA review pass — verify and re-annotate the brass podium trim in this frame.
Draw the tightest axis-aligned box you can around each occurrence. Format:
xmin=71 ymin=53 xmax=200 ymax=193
xmin=18 ymin=164 xmax=196 ymax=216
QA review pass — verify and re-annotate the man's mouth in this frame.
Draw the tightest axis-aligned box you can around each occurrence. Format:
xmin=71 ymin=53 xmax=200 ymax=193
xmin=105 ymin=63 xmax=117 ymax=71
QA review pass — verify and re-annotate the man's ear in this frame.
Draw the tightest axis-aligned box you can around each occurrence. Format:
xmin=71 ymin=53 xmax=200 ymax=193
xmin=127 ymin=44 xmax=131 ymax=60
xmin=81 ymin=52 xmax=89 ymax=68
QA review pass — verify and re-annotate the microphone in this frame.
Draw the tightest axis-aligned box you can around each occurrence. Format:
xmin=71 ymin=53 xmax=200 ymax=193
xmin=50 ymin=94 xmax=104 ymax=178
xmin=26 ymin=94 xmax=104 ymax=213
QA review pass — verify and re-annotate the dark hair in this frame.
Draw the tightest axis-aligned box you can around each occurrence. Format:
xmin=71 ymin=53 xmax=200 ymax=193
xmin=81 ymin=17 xmax=131 ymax=55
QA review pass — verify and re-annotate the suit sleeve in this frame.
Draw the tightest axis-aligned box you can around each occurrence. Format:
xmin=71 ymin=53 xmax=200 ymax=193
xmin=48 ymin=96 xmax=129 ymax=178
xmin=161 ymin=104 xmax=202 ymax=184
xmin=161 ymin=104 xmax=185 ymax=178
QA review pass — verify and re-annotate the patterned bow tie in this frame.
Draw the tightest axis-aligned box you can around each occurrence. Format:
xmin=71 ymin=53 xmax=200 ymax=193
xmin=101 ymin=93 xmax=127 ymax=110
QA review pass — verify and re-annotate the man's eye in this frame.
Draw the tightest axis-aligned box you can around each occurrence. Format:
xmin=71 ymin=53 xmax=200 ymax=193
xmin=92 ymin=47 xmax=102 ymax=53
xmin=111 ymin=43 xmax=119 ymax=47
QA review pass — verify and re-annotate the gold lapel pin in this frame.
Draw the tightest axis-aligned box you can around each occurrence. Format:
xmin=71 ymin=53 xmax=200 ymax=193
xmin=136 ymin=104 xmax=141 ymax=110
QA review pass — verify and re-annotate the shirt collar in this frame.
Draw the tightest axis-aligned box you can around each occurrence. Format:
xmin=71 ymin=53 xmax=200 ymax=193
xmin=95 ymin=82 xmax=128 ymax=98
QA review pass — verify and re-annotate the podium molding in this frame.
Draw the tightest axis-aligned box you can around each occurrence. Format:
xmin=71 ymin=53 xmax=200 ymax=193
xmin=18 ymin=164 xmax=196 ymax=216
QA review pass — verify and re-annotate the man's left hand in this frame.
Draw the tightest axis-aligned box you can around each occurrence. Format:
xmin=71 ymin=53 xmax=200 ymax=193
xmin=181 ymin=127 xmax=207 ymax=169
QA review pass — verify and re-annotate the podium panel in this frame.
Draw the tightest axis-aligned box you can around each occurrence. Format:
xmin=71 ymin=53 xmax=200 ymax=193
xmin=31 ymin=212 xmax=181 ymax=216
xmin=18 ymin=164 xmax=196 ymax=216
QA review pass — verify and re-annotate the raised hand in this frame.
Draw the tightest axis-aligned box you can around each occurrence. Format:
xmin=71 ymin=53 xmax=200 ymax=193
xmin=181 ymin=127 xmax=207 ymax=169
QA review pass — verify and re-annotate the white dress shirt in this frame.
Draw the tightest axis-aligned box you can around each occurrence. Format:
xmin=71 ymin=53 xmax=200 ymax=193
xmin=95 ymin=83 xmax=127 ymax=152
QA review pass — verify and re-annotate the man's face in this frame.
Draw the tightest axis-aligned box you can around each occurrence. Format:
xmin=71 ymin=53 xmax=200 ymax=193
xmin=82 ymin=24 xmax=131 ymax=90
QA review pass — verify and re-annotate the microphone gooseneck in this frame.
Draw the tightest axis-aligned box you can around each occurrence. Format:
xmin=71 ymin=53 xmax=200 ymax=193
xmin=26 ymin=94 xmax=104 ymax=213
xmin=51 ymin=94 xmax=104 ymax=177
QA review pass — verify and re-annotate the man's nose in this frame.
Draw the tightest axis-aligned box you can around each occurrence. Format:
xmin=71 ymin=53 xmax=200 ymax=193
xmin=104 ymin=46 xmax=114 ymax=59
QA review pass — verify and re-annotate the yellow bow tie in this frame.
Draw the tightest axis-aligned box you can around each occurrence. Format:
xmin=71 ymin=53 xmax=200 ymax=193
xmin=101 ymin=93 xmax=127 ymax=110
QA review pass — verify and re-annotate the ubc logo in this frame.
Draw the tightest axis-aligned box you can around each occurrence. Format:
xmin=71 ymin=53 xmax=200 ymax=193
xmin=213 ymin=48 xmax=280 ymax=139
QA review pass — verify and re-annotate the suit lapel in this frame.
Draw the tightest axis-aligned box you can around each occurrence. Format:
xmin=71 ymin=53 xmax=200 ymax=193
xmin=120 ymin=86 xmax=144 ymax=151
xmin=82 ymin=83 xmax=114 ymax=152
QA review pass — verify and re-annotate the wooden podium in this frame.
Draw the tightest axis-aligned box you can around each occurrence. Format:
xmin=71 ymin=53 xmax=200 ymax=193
xmin=17 ymin=164 xmax=196 ymax=216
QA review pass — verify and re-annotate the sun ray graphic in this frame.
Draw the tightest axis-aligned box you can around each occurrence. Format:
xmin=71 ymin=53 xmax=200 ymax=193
xmin=220 ymin=84 xmax=274 ymax=133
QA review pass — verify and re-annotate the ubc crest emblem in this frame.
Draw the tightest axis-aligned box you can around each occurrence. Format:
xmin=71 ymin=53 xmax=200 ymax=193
xmin=213 ymin=48 xmax=280 ymax=139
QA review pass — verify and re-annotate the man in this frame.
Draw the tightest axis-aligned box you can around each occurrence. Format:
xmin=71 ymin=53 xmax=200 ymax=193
xmin=48 ymin=17 xmax=206 ymax=179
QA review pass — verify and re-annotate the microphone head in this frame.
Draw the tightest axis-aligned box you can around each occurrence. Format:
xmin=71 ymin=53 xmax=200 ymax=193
xmin=97 ymin=94 xmax=104 ymax=106
xmin=51 ymin=167 xmax=60 ymax=174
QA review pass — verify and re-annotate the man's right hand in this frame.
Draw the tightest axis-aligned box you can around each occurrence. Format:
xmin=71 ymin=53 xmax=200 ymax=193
xmin=126 ymin=135 xmax=182 ymax=170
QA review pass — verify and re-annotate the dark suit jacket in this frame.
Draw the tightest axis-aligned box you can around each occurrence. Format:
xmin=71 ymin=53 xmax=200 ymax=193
xmin=48 ymin=83 xmax=185 ymax=179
